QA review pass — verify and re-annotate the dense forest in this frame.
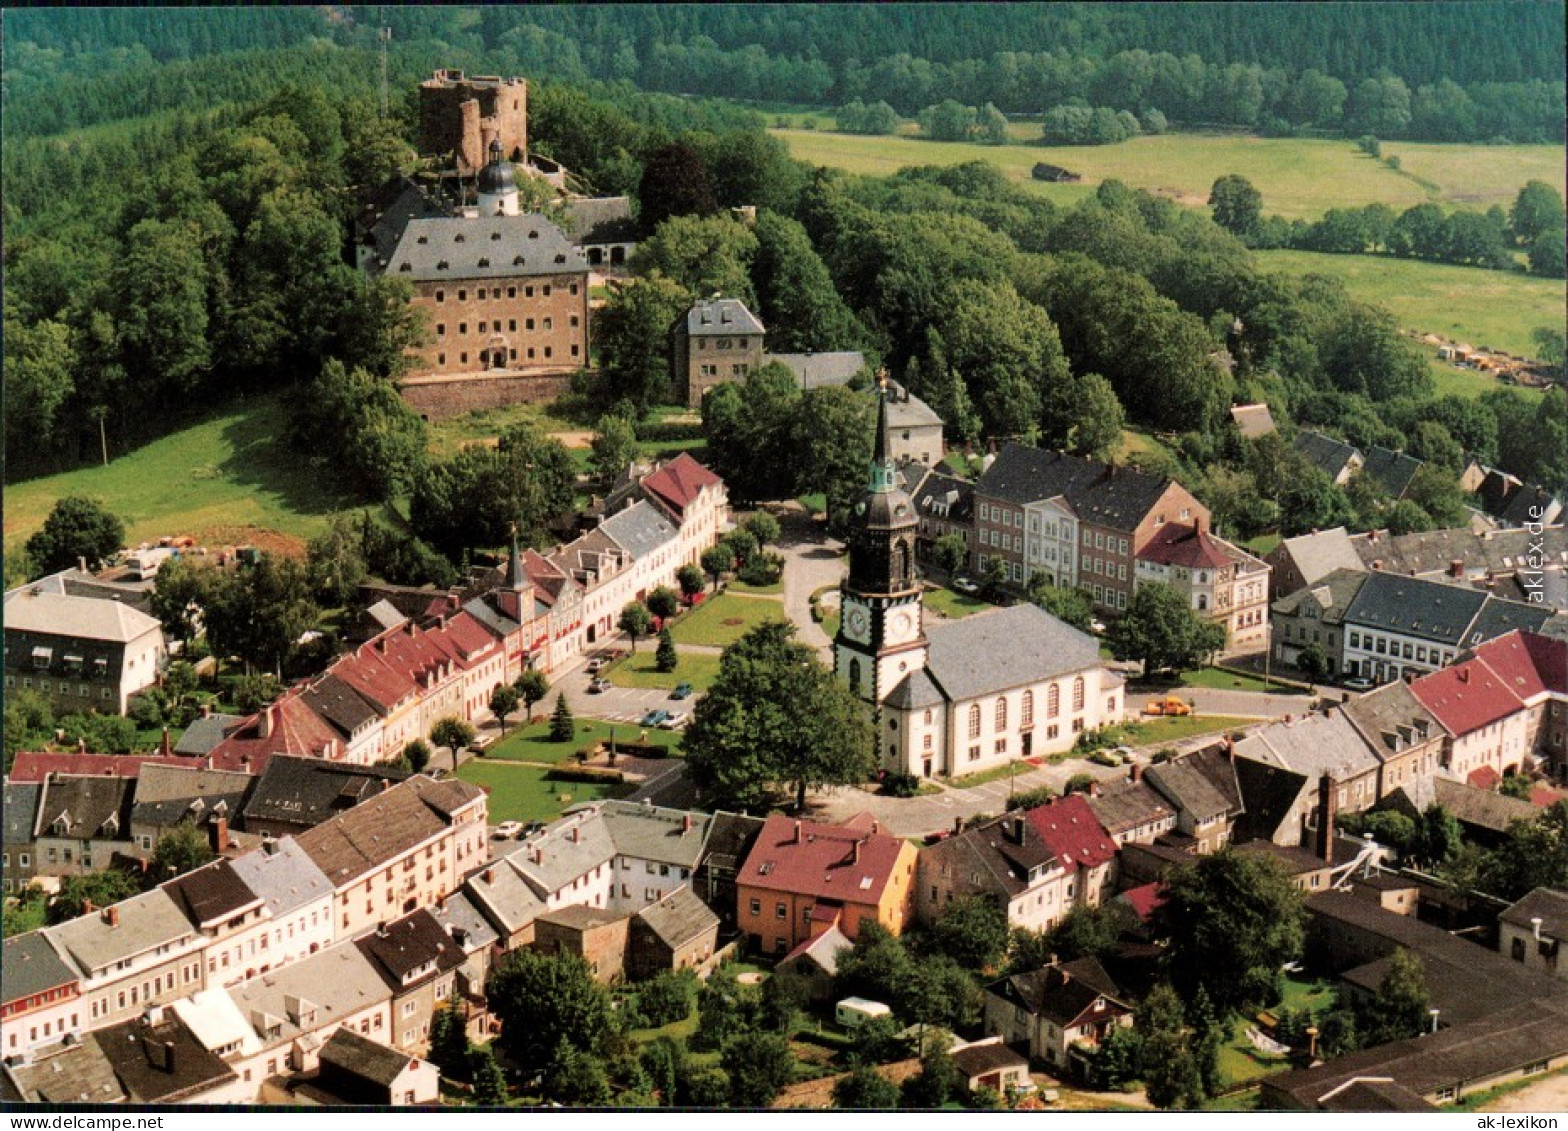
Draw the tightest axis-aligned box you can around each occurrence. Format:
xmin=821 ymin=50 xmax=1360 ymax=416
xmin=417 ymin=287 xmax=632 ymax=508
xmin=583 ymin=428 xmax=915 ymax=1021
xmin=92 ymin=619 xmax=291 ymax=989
xmin=5 ymin=5 xmax=1563 ymax=142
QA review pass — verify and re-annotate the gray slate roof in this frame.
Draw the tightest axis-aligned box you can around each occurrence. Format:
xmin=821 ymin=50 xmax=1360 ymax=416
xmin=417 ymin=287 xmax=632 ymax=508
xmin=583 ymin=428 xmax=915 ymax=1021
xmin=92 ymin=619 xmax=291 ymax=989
xmin=2 ymin=931 xmax=78 ymax=1004
xmin=319 ymin=1027 xmax=415 ymax=1088
xmin=1361 ymin=445 xmax=1423 ymax=498
xmin=553 ymin=195 xmax=638 ymax=244
xmin=1499 ymin=887 xmax=1568 ymax=941
xmin=2 ymin=1038 xmax=126 ymax=1104
xmin=599 ymin=500 xmax=679 ymax=563
xmin=682 ymin=297 xmax=764 ymax=336
xmin=633 ymin=885 xmax=720 ymax=948
xmin=432 ymin=890 xmax=500 ymax=953
xmin=1087 ymin=778 xmax=1176 ymax=837
xmin=4 ymin=782 xmax=41 ymax=844
xmin=911 ymin=468 xmax=975 ymax=525
xmin=35 ymin=774 xmax=134 ymax=840
xmin=598 ymin=800 xmax=713 ymax=869
xmin=1233 ymin=710 xmax=1381 ymax=781
xmin=885 ymin=667 xmax=946 ymax=710
xmin=303 ymin=673 xmax=383 ymax=737
xmin=1349 ymin=525 xmax=1568 ymax=581
xmin=130 ymin=764 xmax=252 ymax=828
xmin=227 ymin=941 xmax=392 ymax=1049
xmin=1144 ymin=746 xmax=1243 ymax=823
xmin=501 ymin=809 xmax=616 ymax=898
xmin=921 ymin=603 xmax=1101 ymax=703
xmin=1339 ymin=682 xmax=1443 ymax=762
xmin=1275 ymin=528 xmax=1363 ymax=588
xmin=764 ymin=351 xmax=867 ymax=389
xmin=1272 ymin=567 xmax=1370 ymax=623
xmin=886 ymin=388 xmax=945 ymax=430
xmin=227 ymin=837 xmax=333 ymax=920
xmin=172 ymin=713 xmax=246 ymax=757
xmin=385 ymin=213 xmax=585 ymax=282
xmin=242 ymin=755 xmax=410 ymax=833
xmin=1294 ymin=430 xmax=1361 ymax=479
xmin=3 ymin=586 xmax=163 ymax=642
xmin=920 ymin=814 xmax=1060 ymax=900
xmin=976 ymin=443 xmax=1176 ymax=532
xmin=1465 ymin=595 xmax=1554 ymax=645
xmin=47 ymin=889 xmax=195 ymax=976
xmin=1342 ymin=571 xmax=1487 ymax=644
xmin=464 ymin=857 xmax=547 ymax=937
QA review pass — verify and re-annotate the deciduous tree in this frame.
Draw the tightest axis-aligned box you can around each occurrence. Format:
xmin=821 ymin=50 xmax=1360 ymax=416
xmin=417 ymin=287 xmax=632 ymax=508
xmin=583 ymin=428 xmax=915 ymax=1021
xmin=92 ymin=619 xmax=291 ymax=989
xmin=25 ymin=495 xmax=125 ymax=574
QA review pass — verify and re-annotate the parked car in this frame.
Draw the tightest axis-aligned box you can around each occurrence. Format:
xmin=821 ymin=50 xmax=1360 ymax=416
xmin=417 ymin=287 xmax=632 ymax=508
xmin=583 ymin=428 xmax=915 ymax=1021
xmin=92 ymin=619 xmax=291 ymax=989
xmin=585 ymin=658 xmax=607 ymax=675
xmin=522 ymin=820 xmax=547 ymax=836
xmin=658 ymin=712 xmax=688 ymax=730
xmin=493 ymin=821 xmax=523 ymax=839
xmin=469 ymin=734 xmax=496 ymax=754
xmin=951 ymin=575 xmax=980 ymax=594
xmin=1342 ymin=676 xmax=1375 ymax=692
xmin=588 ymin=677 xmax=611 ymax=694
xmin=669 ymin=682 xmax=694 ymax=700
xmin=1090 ymin=620 xmax=1107 ymax=634
xmin=640 ymin=709 xmax=671 ymax=728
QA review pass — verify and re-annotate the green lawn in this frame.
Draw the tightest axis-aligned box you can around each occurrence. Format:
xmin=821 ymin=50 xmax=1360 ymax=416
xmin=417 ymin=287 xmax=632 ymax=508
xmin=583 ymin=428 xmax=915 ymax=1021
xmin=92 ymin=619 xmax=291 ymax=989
xmin=949 ymin=761 xmax=1032 ymax=789
xmin=606 ymin=651 xmax=723 ymax=692
xmin=1257 ymin=248 xmax=1565 ymax=363
xmin=456 ymin=760 xmax=633 ymax=823
xmin=923 ymin=587 xmax=992 ymax=619
xmin=821 ymin=611 xmax=841 ymax=640
xmin=1121 ymin=714 xmax=1253 ymax=745
xmin=1242 ymin=533 xmax=1282 ymax=557
xmin=797 ymin=492 xmax=827 ymax=515
xmin=729 ymin=576 xmax=784 ymax=595
xmin=668 ymin=592 xmax=787 ymax=648
xmin=1276 ymin=974 xmax=1336 ymax=1014
xmin=424 ymin=401 xmax=588 ymax=459
xmin=773 ymin=130 xmax=1565 ymax=222
xmin=484 ymin=717 xmax=683 ymax=764
xmin=1173 ymin=668 xmax=1310 ymax=695
xmin=5 ymin=394 xmax=357 ymax=557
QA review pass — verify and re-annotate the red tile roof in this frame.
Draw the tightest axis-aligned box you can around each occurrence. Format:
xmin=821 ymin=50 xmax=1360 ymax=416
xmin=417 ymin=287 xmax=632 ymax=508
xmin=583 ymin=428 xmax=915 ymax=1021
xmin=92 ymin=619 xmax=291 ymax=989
xmin=1135 ymin=523 xmax=1233 ymax=570
xmin=1118 ymin=882 xmax=1166 ymax=924
xmin=206 ymin=691 xmax=340 ymax=771
xmin=738 ymin=813 xmax=907 ymax=905
xmin=7 ymin=752 xmax=201 ymax=783
xmin=1409 ymin=658 xmax=1525 ymax=737
xmin=1024 ymin=795 xmax=1117 ymax=871
xmin=1467 ymin=765 xmax=1502 ymax=790
xmin=640 ymin=453 xmax=721 ymax=519
xmin=1471 ymin=631 xmax=1561 ymax=702
xmin=1530 ymin=783 xmax=1568 ymax=808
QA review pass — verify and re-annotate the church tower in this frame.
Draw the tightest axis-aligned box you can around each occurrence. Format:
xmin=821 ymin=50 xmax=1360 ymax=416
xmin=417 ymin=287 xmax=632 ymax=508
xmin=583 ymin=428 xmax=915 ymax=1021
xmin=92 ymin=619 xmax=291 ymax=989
xmin=836 ymin=382 xmax=926 ymax=706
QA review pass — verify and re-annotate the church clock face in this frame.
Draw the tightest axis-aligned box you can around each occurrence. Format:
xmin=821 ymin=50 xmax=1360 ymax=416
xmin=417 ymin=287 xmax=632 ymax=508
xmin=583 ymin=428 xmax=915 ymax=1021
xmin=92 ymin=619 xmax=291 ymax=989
xmin=844 ymin=604 xmax=871 ymax=644
xmin=888 ymin=609 xmax=916 ymax=644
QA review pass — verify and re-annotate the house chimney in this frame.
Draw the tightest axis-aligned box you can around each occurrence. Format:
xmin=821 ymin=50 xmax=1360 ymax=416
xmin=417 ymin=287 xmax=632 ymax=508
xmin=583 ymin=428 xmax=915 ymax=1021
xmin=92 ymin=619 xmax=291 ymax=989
xmin=1457 ymin=667 xmax=1470 ymax=684
xmin=259 ymin=704 xmax=277 ymax=739
xmin=1013 ymin=817 xmax=1027 ymax=845
xmin=200 ymin=704 xmax=212 ymax=719
xmin=160 ymin=727 xmax=172 ymax=757
xmin=953 ymin=816 xmax=964 ymax=835
xmin=850 ymin=839 xmax=861 ymax=866
xmin=1227 ymin=734 xmax=1237 ymax=764
xmin=682 ymin=814 xmax=693 ymax=834
xmin=105 ymin=906 xmax=120 ymax=928
xmin=793 ymin=820 xmax=803 ymax=844
xmin=1129 ymin=763 xmax=1144 ymax=784
xmin=208 ymin=816 xmax=230 ymax=854
xmin=78 ymin=555 xmax=89 ymax=573
xmin=569 ymin=826 xmax=580 ymax=843
xmin=262 ymin=834 xmax=279 ymax=856
xmin=1315 ymin=774 xmax=1335 ymax=865
xmin=157 ymin=1040 xmax=176 ymax=1073
xmin=1532 ymin=916 xmax=1544 ymax=941
xmin=78 ymin=738 xmax=88 ymax=754
xmin=83 ymin=900 xmax=95 ymax=915
xmin=1448 ymin=559 xmax=1464 ymax=579
xmin=871 ymin=820 xmax=879 ymax=836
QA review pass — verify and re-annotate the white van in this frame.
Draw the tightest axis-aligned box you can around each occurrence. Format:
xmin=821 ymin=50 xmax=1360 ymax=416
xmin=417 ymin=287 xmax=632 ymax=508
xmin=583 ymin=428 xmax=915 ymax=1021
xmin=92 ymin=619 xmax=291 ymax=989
xmin=835 ymin=997 xmax=893 ymax=1029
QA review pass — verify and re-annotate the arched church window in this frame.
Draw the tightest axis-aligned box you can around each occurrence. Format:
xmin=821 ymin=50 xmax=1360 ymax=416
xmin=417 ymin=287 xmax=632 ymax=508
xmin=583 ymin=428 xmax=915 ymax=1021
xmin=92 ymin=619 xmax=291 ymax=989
xmin=968 ymin=704 xmax=982 ymax=739
xmin=1072 ymin=677 xmax=1085 ymax=711
xmin=995 ymin=697 xmax=1007 ymax=731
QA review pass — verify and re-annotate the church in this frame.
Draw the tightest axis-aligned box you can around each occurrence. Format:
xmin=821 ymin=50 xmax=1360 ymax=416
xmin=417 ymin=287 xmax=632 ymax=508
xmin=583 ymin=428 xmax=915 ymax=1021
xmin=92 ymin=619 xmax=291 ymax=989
xmin=837 ymin=393 xmax=1125 ymax=779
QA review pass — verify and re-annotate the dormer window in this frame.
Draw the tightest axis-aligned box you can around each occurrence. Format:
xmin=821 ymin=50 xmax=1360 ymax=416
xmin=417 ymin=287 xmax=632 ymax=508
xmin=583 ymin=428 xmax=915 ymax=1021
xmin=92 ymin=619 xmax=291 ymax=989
xmin=398 ymin=263 xmax=411 ymax=272
xmin=513 ymin=256 xmax=526 ymax=266
xmin=491 ymin=232 xmax=502 ymax=241
xmin=454 ymin=233 xmax=465 ymax=243
xmin=436 ymin=260 xmax=449 ymax=270
xmin=53 ymin=814 xmax=71 ymax=837
xmin=416 ymin=235 xmax=428 ymax=245
xmin=478 ymin=258 xmax=490 ymax=268
xmin=528 ymin=230 xmax=539 ymax=239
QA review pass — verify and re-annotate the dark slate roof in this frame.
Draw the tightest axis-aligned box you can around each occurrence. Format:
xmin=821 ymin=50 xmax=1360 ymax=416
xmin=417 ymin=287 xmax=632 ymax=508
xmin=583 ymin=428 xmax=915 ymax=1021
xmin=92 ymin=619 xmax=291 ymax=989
xmin=1464 ymin=594 xmax=1554 ymax=645
xmin=1390 ymin=776 xmax=1538 ymax=836
xmin=697 ymin=811 xmax=766 ymax=879
xmin=682 ymin=297 xmax=764 ymax=336
xmin=1144 ymin=746 xmax=1242 ymax=824
xmin=1272 ymin=567 xmax=1369 ymax=623
xmin=1349 ymin=525 xmax=1567 ymax=580
xmin=1318 ymin=1079 xmax=1438 ymax=1112
xmin=3 ymin=782 xmax=41 ymax=844
xmin=34 ymin=774 xmax=134 ymax=841
xmin=302 ymin=673 xmax=382 ymax=738
xmin=987 ymin=957 xmax=1129 ymax=1028
xmin=1338 ymin=681 xmax=1443 ymax=763
xmin=1294 ymin=430 xmax=1361 ymax=479
xmin=1498 ymin=887 xmax=1568 ymax=941
xmin=162 ymin=860 xmax=262 ymax=930
xmin=385 ymin=213 xmax=586 ymax=282
xmin=920 ymin=814 xmax=1061 ymax=900
xmin=884 ymin=667 xmax=945 ymax=710
xmin=318 ymin=1027 xmax=416 ymax=1089
xmin=1360 ymin=445 xmax=1423 ymax=499
xmin=765 ymin=351 xmax=868 ymax=389
xmin=975 ymin=443 xmax=1175 ymax=531
xmin=130 ymin=765 xmax=252 ymax=830
xmin=356 ymin=908 xmax=466 ymax=987
xmin=92 ymin=1011 xmax=237 ymax=1103
xmin=2 ymin=932 xmax=77 ymax=1005
xmin=554 ymin=195 xmax=638 ymax=244
xmin=360 ymin=178 xmax=444 ymax=266
xmin=241 ymin=755 xmax=410 ymax=832
xmin=1342 ymin=570 xmax=1487 ymax=645
xmin=1087 ymin=778 xmax=1176 ymax=837
xmin=599 ymin=500 xmax=678 ymax=562
xmin=951 ymin=1041 xmax=1029 ymax=1079
xmin=1231 ymin=758 xmax=1310 ymax=844
xmin=634 ymin=886 xmax=720 ymax=949
xmin=172 ymin=712 xmax=246 ymax=756
xmin=923 ymin=604 xmax=1100 ymax=702
xmin=1264 ymin=1000 xmax=1568 ymax=1110
xmin=912 ymin=468 xmax=975 ymax=525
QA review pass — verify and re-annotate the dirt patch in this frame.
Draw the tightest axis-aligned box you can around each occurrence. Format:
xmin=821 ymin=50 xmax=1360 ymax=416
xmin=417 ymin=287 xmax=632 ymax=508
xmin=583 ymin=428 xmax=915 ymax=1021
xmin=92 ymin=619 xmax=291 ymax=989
xmin=189 ymin=525 xmax=307 ymax=558
xmin=1477 ymin=1069 xmax=1568 ymax=1113
xmin=549 ymin=430 xmax=595 ymax=449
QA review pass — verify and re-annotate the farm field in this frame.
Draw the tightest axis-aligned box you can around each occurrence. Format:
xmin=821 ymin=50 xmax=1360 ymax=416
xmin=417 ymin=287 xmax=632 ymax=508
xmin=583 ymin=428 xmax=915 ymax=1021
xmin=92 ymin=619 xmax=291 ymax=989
xmin=1257 ymin=248 xmax=1565 ymax=363
xmin=4 ymin=394 xmax=353 ymax=559
xmin=771 ymin=129 xmax=1565 ymax=221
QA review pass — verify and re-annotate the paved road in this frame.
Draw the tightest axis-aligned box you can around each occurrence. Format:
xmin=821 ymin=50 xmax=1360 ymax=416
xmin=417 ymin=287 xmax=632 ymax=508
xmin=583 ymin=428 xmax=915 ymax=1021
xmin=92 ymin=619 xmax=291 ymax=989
xmin=775 ymin=506 xmax=842 ymax=654
xmin=1126 ymin=681 xmax=1326 ymax=721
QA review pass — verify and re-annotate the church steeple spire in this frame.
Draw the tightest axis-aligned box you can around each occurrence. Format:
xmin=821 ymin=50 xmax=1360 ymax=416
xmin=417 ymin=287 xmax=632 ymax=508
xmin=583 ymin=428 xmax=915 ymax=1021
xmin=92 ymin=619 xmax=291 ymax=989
xmin=869 ymin=371 xmax=897 ymax=494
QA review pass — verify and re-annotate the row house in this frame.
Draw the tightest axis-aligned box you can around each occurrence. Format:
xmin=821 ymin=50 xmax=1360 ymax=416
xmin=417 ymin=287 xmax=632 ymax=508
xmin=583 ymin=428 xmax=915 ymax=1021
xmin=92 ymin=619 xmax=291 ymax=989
xmin=635 ymin=453 xmax=730 ymax=571
xmin=2 ymin=933 xmax=82 ymax=1063
xmin=1234 ymin=711 xmax=1386 ymax=825
xmin=461 ymin=542 xmax=551 ymax=684
xmin=972 ymin=443 xmax=1210 ymax=613
xmin=519 ymin=548 xmax=585 ymax=674
xmin=1135 ymin=522 xmax=1271 ymax=653
xmin=1142 ymin=744 xmax=1245 ymax=855
xmin=1410 ymin=657 xmax=1532 ymax=784
xmin=29 ymin=774 xmax=135 ymax=881
xmin=910 ymin=465 xmax=976 ymax=566
xmin=916 ymin=813 xmax=1069 ymax=934
xmin=3 ymin=580 xmax=167 ymax=716
xmin=295 ymin=776 xmax=488 ymax=943
xmin=45 ymin=890 xmax=207 ymax=1032
xmin=353 ymin=909 xmax=465 ymax=1054
xmin=1023 ymin=795 xmax=1119 ymax=910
